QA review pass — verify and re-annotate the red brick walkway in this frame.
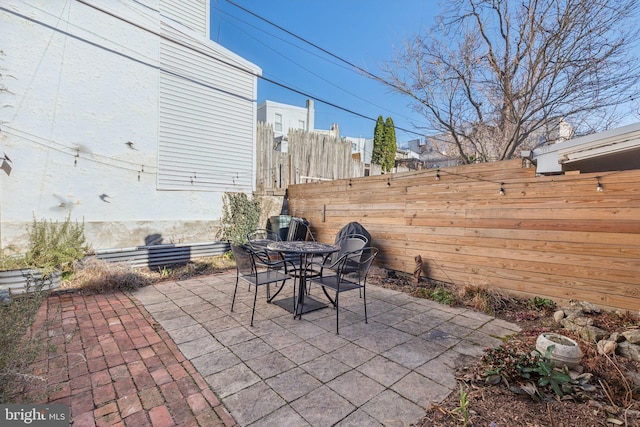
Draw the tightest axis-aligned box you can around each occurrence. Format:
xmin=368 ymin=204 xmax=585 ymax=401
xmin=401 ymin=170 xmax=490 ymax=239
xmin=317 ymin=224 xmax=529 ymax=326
xmin=29 ymin=291 xmax=237 ymax=427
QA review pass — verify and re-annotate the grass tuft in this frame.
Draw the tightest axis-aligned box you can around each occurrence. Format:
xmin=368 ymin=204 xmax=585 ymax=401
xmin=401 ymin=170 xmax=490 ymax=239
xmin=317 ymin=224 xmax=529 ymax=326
xmin=63 ymin=258 xmax=154 ymax=293
xmin=0 ymin=283 xmax=48 ymax=403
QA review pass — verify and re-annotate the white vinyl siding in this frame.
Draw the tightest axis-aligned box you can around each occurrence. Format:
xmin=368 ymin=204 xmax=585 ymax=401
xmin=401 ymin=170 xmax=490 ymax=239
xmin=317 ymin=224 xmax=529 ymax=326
xmin=159 ymin=0 xmax=208 ymax=36
xmin=158 ymin=21 xmax=259 ymax=192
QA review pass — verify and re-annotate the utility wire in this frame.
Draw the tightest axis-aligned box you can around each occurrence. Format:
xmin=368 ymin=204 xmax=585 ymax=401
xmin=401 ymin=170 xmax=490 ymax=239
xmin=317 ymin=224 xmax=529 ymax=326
xmin=73 ymin=0 xmax=422 ymax=136
xmin=8 ymin=1 xmax=423 ymax=137
xmin=214 ymin=6 xmax=420 ymax=125
xmin=222 ymin=1 xmax=425 ymax=136
xmin=225 ymin=0 xmax=383 ymax=82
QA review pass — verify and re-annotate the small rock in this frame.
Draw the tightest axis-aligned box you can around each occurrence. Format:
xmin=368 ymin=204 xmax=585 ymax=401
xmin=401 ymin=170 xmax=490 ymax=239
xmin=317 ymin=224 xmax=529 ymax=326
xmin=573 ymin=317 xmax=594 ymax=327
xmin=616 ymin=341 xmax=640 ymax=362
xmin=597 ymin=339 xmax=616 ymax=355
xmin=0 ymin=290 xmax=10 ymax=305
xmin=573 ymin=364 xmax=584 ymax=374
xmin=562 ymin=315 xmax=593 ymax=332
xmin=570 ymin=300 xmax=600 ymax=313
xmin=579 ymin=325 xmax=608 ymax=342
xmin=553 ymin=310 xmax=565 ymax=323
xmin=569 ymin=366 xmax=586 ymax=379
xmin=609 ymin=332 xmax=621 ymax=342
xmin=624 ymin=371 xmax=640 ymax=387
xmin=578 ymin=301 xmax=600 ymax=314
xmin=621 ymin=329 xmax=640 ymax=344
xmin=564 ymin=311 xmax=580 ymax=321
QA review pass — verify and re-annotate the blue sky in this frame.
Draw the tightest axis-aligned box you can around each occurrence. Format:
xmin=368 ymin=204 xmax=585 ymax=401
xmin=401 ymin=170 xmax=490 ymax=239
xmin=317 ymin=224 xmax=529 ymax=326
xmin=209 ymin=0 xmax=441 ymax=144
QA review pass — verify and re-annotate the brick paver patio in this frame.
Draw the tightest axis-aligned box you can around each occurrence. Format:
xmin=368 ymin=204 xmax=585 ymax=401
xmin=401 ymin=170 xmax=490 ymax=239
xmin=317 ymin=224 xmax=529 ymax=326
xmin=28 ymin=291 xmax=237 ymax=427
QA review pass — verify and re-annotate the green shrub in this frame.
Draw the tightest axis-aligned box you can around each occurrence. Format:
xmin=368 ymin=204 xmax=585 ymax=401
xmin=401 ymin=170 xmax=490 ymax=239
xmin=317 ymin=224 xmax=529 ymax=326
xmin=428 ymin=286 xmax=457 ymax=306
xmin=0 ymin=253 xmax=30 ymax=271
xmin=24 ymin=215 xmax=89 ymax=275
xmin=526 ymin=296 xmax=556 ymax=310
xmin=484 ymin=343 xmax=576 ymax=399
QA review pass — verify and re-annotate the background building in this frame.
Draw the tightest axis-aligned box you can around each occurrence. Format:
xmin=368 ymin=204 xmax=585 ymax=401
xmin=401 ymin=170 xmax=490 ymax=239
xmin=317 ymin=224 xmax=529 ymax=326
xmin=257 ymin=99 xmax=315 ymax=151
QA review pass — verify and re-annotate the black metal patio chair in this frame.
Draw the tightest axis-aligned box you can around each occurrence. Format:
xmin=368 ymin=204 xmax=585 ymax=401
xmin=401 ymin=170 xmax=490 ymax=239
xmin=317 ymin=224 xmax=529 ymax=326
xmin=230 ymin=244 xmax=293 ymax=326
xmin=286 ymin=217 xmax=316 ymax=242
xmin=305 ymin=233 xmax=369 ymax=294
xmin=306 ymin=247 xmax=379 ymax=334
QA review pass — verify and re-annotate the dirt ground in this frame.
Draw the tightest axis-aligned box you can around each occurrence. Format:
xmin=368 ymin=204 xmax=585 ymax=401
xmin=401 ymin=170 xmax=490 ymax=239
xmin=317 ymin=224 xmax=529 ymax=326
xmin=367 ymin=268 xmax=640 ymax=427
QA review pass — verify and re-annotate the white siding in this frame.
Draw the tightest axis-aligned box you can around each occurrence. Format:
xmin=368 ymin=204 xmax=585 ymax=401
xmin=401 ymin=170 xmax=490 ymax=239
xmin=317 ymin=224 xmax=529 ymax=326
xmin=160 ymin=0 xmax=208 ymax=36
xmin=158 ymin=21 xmax=259 ymax=192
xmin=1 ymin=0 xmax=260 ymax=250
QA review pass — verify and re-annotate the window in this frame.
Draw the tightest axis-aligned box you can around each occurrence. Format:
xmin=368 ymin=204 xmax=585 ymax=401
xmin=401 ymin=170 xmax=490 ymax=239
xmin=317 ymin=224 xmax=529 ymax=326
xmin=274 ymin=113 xmax=283 ymax=132
xmin=298 ymin=120 xmax=305 ymax=130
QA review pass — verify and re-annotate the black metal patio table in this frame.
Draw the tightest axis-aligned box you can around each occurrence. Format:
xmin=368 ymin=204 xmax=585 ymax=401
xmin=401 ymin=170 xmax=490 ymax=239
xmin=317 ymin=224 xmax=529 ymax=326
xmin=266 ymin=240 xmax=339 ymax=318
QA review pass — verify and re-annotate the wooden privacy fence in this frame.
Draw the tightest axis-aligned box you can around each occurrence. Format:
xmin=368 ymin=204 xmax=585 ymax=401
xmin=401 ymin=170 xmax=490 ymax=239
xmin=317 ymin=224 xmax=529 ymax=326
xmin=287 ymin=159 xmax=640 ymax=312
xmin=256 ymin=123 xmax=376 ymax=194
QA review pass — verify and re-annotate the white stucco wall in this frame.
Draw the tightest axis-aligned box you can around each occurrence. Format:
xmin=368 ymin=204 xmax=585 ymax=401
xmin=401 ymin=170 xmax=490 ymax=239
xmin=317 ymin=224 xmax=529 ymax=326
xmin=0 ymin=0 xmax=259 ymax=252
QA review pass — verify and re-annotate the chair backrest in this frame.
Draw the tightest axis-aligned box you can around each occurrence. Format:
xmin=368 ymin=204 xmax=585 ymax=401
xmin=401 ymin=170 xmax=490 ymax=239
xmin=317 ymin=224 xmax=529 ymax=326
xmin=334 ymin=222 xmax=371 ymax=248
xmin=230 ymin=244 xmax=256 ymax=276
xmin=328 ymin=233 xmax=367 ymax=265
xmin=339 ymin=234 xmax=367 ymax=252
xmin=356 ymin=247 xmax=379 ymax=278
xmin=334 ymin=247 xmax=378 ymax=281
xmin=287 ymin=217 xmax=315 ymax=242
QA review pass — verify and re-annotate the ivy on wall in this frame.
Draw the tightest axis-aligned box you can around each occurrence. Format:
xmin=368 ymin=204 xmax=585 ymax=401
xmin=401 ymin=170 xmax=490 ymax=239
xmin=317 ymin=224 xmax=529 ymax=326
xmin=216 ymin=192 xmax=261 ymax=245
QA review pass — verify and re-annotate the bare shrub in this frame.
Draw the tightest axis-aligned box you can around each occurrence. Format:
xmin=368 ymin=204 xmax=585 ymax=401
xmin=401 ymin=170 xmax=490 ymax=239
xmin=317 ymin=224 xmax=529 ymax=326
xmin=153 ymin=254 xmax=236 ymax=281
xmin=64 ymin=258 xmax=154 ymax=294
xmin=460 ymin=284 xmax=514 ymax=315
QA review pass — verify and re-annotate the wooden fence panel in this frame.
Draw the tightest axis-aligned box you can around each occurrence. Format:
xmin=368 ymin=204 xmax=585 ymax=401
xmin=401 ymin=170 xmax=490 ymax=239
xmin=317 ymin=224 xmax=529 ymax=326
xmin=256 ymin=123 xmax=289 ymax=192
xmin=287 ymin=159 xmax=640 ymax=311
xmin=255 ymin=123 xmax=374 ymax=194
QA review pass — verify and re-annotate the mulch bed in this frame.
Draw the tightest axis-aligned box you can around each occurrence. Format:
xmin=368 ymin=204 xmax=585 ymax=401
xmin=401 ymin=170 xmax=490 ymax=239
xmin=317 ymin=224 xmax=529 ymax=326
xmin=368 ymin=268 xmax=640 ymax=427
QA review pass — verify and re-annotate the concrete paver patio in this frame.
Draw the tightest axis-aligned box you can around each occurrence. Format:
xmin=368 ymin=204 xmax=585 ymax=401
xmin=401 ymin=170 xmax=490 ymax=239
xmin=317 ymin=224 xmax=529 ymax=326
xmin=133 ymin=271 xmax=521 ymax=426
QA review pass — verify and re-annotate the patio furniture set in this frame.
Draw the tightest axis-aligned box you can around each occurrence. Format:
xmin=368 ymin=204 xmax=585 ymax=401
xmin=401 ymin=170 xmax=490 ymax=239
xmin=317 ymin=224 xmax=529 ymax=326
xmin=230 ymin=219 xmax=379 ymax=334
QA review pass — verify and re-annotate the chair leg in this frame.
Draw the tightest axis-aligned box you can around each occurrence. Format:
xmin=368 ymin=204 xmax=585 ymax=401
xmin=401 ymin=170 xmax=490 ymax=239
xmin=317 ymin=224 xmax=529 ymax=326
xmin=250 ymin=285 xmax=258 ymax=327
xmin=266 ymin=279 xmax=287 ymax=303
xmin=363 ymin=285 xmax=367 ymax=324
xmin=231 ymin=276 xmax=239 ymax=312
xmin=335 ymin=292 xmax=340 ymax=335
xmin=321 ymin=286 xmax=337 ymax=308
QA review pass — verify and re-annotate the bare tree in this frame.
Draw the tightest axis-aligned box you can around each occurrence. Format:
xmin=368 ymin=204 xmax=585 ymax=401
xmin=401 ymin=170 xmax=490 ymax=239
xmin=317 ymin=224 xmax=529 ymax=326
xmin=379 ymin=0 xmax=640 ymax=163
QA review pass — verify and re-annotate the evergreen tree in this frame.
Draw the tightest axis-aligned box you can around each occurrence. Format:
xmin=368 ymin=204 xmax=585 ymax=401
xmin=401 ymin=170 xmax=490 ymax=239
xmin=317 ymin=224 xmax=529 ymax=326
xmin=371 ymin=116 xmax=386 ymax=170
xmin=383 ymin=117 xmax=397 ymax=172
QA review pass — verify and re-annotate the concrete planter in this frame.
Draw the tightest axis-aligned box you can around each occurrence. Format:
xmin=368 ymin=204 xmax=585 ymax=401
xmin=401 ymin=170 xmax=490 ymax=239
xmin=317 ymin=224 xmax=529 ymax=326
xmin=0 ymin=268 xmax=62 ymax=302
xmin=536 ymin=332 xmax=583 ymax=369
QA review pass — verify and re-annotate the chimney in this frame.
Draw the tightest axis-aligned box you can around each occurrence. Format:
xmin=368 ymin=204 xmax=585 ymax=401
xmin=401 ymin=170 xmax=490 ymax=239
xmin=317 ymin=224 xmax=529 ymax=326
xmin=331 ymin=123 xmax=339 ymax=138
xmin=306 ymin=99 xmax=315 ymax=132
